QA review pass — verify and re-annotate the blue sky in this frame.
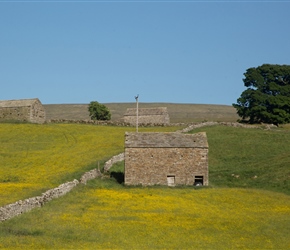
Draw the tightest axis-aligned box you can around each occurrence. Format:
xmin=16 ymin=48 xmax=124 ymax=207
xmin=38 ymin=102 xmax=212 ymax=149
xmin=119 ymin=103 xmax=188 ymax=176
xmin=0 ymin=1 xmax=289 ymax=105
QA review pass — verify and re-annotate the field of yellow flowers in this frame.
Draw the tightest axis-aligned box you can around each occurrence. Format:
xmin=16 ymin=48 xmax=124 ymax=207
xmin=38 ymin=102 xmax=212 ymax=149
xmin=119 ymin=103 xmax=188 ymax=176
xmin=1 ymin=180 xmax=290 ymax=249
xmin=1 ymin=123 xmax=290 ymax=249
xmin=0 ymin=123 xmax=180 ymax=206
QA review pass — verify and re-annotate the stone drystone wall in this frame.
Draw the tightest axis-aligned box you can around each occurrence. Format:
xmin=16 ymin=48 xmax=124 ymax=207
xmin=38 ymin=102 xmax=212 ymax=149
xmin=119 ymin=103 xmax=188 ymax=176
xmin=47 ymin=119 xmax=131 ymax=126
xmin=0 ymin=168 xmax=102 ymax=222
xmin=0 ymin=180 xmax=79 ymax=222
xmin=47 ymin=119 xmax=174 ymax=127
xmin=103 ymin=153 xmax=125 ymax=172
xmin=80 ymin=168 xmax=102 ymax=184
xmin=47 ymin=119 xmax=277 ymax=131
xmin=176 ymin=121 xmax=276 ymax=133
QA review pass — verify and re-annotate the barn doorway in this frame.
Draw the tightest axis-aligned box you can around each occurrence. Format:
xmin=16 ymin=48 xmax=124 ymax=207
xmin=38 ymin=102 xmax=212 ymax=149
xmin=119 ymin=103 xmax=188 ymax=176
xmin=194 ymin=175 xmax=204 ymax=186
xmin=167 ymin=175 xmax=175 ymax=187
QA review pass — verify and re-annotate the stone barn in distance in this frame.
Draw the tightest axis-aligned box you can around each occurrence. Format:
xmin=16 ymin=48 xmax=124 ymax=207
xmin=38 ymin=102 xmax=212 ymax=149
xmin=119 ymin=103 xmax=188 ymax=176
xmin=124 ymin=132 xmax=208 ymax=186
xmin=0 ymin=98 xmax=46 ymax=124
xmin=124 ymin=107 xmax=170 ymax=125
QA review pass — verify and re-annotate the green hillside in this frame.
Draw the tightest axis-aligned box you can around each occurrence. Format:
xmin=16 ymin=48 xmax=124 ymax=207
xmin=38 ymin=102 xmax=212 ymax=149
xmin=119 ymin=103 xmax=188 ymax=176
xmin=190 ymin=125 xmax=290 ymax=195
xmin=0 ymin=120 xmax=290 ymax=249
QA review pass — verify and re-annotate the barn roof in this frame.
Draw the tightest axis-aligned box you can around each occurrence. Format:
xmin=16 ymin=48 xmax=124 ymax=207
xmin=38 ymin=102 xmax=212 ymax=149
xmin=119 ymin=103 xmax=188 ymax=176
xmin=125 ymin=132 xmax=208 ymax=148
xmin=124 ymin=107 xmax=168 ymax=116
xmin=0 ymin=98 xmax=41 ymax=108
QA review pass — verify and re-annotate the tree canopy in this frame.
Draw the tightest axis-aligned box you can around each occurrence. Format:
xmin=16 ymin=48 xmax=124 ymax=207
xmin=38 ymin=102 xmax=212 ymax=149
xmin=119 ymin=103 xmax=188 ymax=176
xmin=88 ymin=101 xmax=111 ymax=121
xmin=233 ymin=64 xmax=290 ymax=125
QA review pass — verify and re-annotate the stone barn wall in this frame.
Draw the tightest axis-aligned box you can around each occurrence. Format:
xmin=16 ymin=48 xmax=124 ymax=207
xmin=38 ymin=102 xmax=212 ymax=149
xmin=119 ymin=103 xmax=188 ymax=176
xmin=124 ymin=107 xmax=170 ymax=125
xmin=125 ymin=132 xmax=208 ymax=186
xmin=0 ymin=98 xmax=46 ymax=124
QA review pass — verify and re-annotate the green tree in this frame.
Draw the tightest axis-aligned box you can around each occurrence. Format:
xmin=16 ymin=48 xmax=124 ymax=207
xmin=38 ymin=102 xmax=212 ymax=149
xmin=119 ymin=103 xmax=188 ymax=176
xmin=88 ymin=101 xmax=111 ymax=121
xmin=233 ymin=64 xmax=290 ymax=125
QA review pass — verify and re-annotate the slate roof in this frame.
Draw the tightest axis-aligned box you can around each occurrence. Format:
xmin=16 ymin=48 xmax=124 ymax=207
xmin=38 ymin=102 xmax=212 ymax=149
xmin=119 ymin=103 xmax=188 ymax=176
xmin=0 ymin=98 xmax=41 ymax=108
xmin=125 ymin=132 xmax=208 ymax=148
xmin=124 ymin=107 xmax=168 ymax=116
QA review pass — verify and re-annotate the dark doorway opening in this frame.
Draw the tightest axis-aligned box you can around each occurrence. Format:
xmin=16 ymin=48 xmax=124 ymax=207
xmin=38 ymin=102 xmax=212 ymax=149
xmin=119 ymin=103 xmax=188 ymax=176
xmin=110 ymin=172 xmax=124 ymax=184
xmin=194 ymin=175 xmax=204 ymax=186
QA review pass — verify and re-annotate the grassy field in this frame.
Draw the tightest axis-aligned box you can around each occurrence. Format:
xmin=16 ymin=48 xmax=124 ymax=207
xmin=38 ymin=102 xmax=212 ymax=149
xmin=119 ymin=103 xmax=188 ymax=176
xmin=192 ymin=125 xmax=290 ymax=195
xmin=44 ymin=102 xmax=239 ymax=123
xmin=1 ymin=181 xmax=289 ymax=249
xmin=1 ymin=121 xmax=290 ymax=249
xmin=0 ymin=123 xmax=180 ymax=206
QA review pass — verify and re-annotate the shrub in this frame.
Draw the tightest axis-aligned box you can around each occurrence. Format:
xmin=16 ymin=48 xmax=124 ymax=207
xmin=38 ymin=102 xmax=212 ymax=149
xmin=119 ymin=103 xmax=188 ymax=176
xmin=88 ymin=101 xmax=111 ymax=120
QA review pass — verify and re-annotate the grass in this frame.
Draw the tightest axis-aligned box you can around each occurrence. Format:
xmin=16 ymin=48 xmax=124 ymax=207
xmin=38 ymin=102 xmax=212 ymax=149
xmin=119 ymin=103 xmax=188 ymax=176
xmin=0 ymin=123 xmax=180 ymax=206
xmin=189 ymin=125 xmax=290 ymax=195
xmin=1 ymin=122 xmax=290 ymax=249
xmin=0 ymin=181 xmax=289 ymax=249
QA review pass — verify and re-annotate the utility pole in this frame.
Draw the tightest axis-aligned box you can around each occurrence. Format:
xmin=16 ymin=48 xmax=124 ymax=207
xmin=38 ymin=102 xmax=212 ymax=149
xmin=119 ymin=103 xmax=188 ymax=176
xmin=135 ymin=94 xmax=139 ymax=133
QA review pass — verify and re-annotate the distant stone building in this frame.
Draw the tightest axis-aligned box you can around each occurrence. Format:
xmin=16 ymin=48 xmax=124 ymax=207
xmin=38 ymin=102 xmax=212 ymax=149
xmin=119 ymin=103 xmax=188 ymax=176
xmin=0 ymin=98 xmax=46 ymax=124
xmin=124 ymin=132 xmax=208 ymax=186
xmin=124 ymin=107 xmax=170 ymax=125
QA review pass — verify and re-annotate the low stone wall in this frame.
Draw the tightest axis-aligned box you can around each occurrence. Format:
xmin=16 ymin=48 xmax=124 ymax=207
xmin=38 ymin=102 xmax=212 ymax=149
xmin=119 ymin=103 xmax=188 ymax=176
xmin=47 ymin=119 xmax=130 ymax=126
xmin=103 ymin=153 xmax=125 ymax=172
xmin=80 ymin=168 xmax=102 ymax=184
xmin=176 ymin=121 xmax=218 ymax=133
xmin=0 ymin=168 xmax=102 ymax=222
xmin=0 ymin=179 xmax=79 ymax=222
xmin=47 ymin=119 xmax=276 ymax=131
xmin=46 ymin=119 xmax=181 ymax=127
xmin=176 ymin=121 xmax=271 ymax=133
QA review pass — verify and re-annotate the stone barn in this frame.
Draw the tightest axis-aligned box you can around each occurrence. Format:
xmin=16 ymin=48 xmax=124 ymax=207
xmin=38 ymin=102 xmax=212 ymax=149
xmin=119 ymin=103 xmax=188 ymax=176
xmin=124 ymin=132 xmax=208 ymax=186
xmin=0 ymin=98 xmax=46 ymax=124
xmin=124 ymin=107 xmax=170 ymax=125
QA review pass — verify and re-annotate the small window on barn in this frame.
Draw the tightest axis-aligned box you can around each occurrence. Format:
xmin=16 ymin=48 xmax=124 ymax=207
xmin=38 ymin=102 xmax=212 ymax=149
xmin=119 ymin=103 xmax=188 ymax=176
xmin=194 ymin=176 xmax=204 ymax=186
xmin=167 ymin=175 xmax=175 ymax=187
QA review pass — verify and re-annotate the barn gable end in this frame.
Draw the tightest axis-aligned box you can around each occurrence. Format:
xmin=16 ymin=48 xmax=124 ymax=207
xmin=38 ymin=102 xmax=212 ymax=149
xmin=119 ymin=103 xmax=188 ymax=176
xmin=0 ymin=98 xmax=46 ymax=124
xmin=124 ymin=132 xmax=208 ymax=186
xmin=124 ymin=107 xmax=170 ymax=125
